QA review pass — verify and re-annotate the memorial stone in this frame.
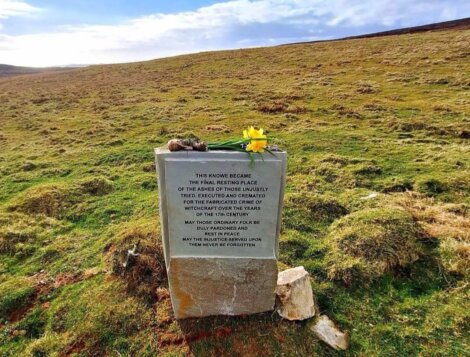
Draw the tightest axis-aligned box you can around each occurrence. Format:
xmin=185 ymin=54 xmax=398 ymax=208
xmin=155 ymin=149 xmax=287 ymax=318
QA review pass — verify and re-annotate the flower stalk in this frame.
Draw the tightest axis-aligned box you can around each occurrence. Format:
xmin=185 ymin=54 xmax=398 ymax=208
xmin=207 ymin=127 xmax=273 ymax=166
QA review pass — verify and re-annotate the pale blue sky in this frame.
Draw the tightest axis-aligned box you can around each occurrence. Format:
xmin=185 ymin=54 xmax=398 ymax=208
xmin=0 ymin=0 xmax=468 ymax=66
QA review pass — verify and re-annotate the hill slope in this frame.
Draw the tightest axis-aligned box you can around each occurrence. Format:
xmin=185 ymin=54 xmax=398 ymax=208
xmin=0 ymin=28 xmax=469 ymax=356
xmin=288 ymin=17 xmax=470 ymax=45
xmin=0 ymin=64 xmax=77 ymax=78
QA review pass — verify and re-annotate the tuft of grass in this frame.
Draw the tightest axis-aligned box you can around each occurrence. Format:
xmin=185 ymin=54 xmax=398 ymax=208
xmin=0 ymin=213 xmax=63 ymax=256
xmin=391 ymin=192 xmax=470 ymax=277
xmin=76 ymin=176 xmax=113 ymax=196
xmin=355 ymin=80 xmax=380 ymax=94
xmin=415 ymin=177 xmax=448 ymax=196
xmin=439 ymin=239 xmax=470 ymax=277
xmin=326 ymin=207 xmax=425 ymax=285
xmin=0 ymin=214 xmax=39 ymax=255
xmin=0 ymin=278 xmax=35 ymax=319
xmin=7 ymin=184 xmax=72 ymax=219
xmin=109 ymin=219 xmax=165 ymax=304
xmin=7 ymin=177 xmax=113 ymax=219
xmin=391 ymin=192 xmax=469 ymax=241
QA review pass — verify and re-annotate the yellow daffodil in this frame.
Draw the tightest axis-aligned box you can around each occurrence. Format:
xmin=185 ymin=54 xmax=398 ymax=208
xmin=243 ymin=126 xmax=267 ymax=153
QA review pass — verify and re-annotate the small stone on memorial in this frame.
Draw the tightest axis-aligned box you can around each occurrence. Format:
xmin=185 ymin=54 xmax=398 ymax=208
xmin=275 ymin=266 xmax=315 ymax=321
xmin=311 ymin=315 xmax=349 ymax=350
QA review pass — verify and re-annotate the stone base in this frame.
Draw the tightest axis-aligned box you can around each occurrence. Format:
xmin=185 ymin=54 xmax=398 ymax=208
xmin=168 ymin=257 xmax=278 ymax=319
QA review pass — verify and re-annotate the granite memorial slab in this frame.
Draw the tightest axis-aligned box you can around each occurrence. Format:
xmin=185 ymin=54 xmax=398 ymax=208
xmin=156 ymin=149 xmax=287 ymax=318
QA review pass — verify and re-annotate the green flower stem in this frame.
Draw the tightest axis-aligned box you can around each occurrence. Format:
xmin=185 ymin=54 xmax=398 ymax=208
xmin=207 ymin=138 xmax=270 ymax=169
xmin=208 ymin=139 xmax=249 ymax=147
xmin=207 ymin=144 xmax=244 ymax=150
xmin=208 ymin=138 xmax=267 ymax=148
xmin=206 ymin=135 xmax=272 ymax=168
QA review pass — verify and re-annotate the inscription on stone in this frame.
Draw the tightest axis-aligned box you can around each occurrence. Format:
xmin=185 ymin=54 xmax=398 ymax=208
xmin=165 ymin=159 xmax=281 ymax=258
xmin=156 ymin=149 xmax=287 ymax=318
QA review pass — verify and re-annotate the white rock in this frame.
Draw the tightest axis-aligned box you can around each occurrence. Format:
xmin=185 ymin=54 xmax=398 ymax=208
xmin=275 ymin=266 xmax=315 ymax=321
xmin=311 ymin=315 xmax=349 ymax=350
xmin=360 ymin=192 xmax=378 ymax=200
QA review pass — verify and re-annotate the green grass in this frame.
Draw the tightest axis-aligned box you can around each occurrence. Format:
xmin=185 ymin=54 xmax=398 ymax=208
xmin=0 ymin=28 xmax=469 ymax=356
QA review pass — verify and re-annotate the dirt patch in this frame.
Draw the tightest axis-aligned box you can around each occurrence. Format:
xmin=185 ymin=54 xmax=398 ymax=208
xmin=158 ymin=326 xmax=233 ymax=348
xmin=60 ymin=339 xmax=86 ymax=357
xmin=4 ymin=270 xmax=97 ymax=325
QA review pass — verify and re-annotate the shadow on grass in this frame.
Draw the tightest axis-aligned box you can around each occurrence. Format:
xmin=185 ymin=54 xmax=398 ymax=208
xmin=157 ymin=288 xmax=342 ymax=356
xmin=176 ymin=312 xmax=320 ymax=357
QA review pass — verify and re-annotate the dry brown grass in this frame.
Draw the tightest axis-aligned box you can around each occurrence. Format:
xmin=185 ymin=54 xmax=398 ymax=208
xmin=7 ymin=177 xmax=113 ymax=219
xmin=0 ymin=213 xmax=60 ymax=255
xmin=439 ymin=239 xmax=470 ymax=276
xmin=7 ymin=184 xmax=72 ymax=219
xmin=256 ymin=100 xmax=307 ymax=114
xmin=109 ymin=220 xmax=165 ymax=304
xmin=355 ymin=80 xmax=380 ymax=94
xmin=391 ymin=192 xmax=469 ymax=242
xmin=326 ymin=207 xmax=425 ymax=285
xmin=390 ymin=192 xmax=470 ymax=276
xmin=205 ymin=124 xmax=230 ymax=133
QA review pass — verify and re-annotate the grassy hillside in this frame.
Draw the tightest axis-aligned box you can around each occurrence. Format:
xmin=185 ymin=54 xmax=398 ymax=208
xmin=0 ymin=28 xmax=469 ymax=356
xmin=0 ymin=64 xmax=76 ymax=78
